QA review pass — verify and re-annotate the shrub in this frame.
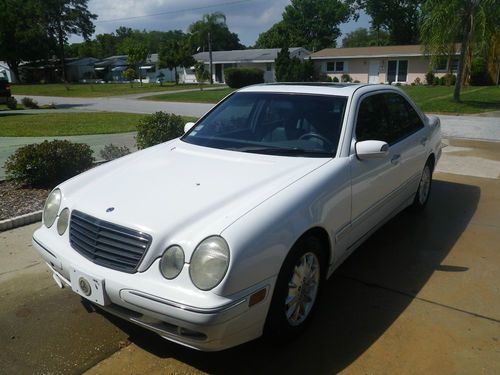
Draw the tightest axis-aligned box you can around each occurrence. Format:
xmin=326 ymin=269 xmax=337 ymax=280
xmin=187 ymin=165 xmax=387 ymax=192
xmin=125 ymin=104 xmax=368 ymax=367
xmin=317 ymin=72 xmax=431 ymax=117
xmin=224 ymin=67 xmax=264 ymax=88
xmin=442 ymin=73 xmax=456 ymax=86
xmin=332 ymin=76 xmax=340 ymax=82
xmin=99 ymin=144 xmax=131 ymax=161
xmin=341 ymin=73 xmax=352 ymax=82
xmin=425 ymin=71 xmax=435 ymax=85
xmin=4 ymin=140 xmax=94 ymax=187
xmin=6 ymin=96 xmax=17 ymax=110
xmin=136 ymin=111 xmax=184 ymax=149
xmin=413 ymin=77 xmax=422 ymax=85
xmin=353 ymin=80 xmax=360 ymax=83
xmin=21 ymin=97 xmax=39 ymax=109
xmin=432 ymin=76 xmax=440 ymax=85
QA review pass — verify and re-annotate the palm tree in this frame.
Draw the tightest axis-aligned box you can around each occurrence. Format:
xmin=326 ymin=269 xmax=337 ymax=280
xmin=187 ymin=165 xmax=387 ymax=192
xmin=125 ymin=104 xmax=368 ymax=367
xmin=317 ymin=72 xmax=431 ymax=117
xmin=420 ymin=0 xmax=499 ymax=101
xmin=189 ymin=12 xmax=227 ymax=84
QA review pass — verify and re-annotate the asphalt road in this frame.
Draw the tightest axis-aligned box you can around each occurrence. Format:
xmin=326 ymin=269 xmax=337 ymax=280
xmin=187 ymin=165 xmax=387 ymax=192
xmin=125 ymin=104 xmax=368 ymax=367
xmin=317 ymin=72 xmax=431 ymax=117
xmin=0 ymin=139 xmax=499 ymax=374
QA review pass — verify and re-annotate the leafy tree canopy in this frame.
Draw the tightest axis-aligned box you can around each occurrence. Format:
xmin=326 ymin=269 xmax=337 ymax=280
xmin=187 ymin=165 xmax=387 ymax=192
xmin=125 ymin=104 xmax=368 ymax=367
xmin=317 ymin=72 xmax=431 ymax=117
xmin=359 ymin=0 xmax=422 ymax=45
xmin=341 ymin=27 xmax=389 ymax=47
xmin=188 ymin=12 xmax=244 ymax=52
xmin=255 ymin=0 xmax=355 ymax=51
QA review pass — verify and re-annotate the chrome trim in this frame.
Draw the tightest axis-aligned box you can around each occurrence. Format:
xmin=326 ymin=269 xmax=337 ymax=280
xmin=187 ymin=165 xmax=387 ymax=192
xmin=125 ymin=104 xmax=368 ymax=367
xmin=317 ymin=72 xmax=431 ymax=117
xmin=124 ymin=290 xmax=247 ymax=314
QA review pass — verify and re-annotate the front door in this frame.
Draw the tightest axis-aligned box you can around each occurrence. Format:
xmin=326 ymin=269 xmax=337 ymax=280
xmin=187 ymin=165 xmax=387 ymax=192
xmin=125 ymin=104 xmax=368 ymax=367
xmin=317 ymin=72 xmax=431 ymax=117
xmin=368 ymin=60 xmax=380 ymax=84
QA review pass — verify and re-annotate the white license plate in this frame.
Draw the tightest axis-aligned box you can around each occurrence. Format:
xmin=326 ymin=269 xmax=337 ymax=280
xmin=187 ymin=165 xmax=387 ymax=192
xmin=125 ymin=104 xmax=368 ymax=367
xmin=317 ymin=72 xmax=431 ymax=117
xmin=70 ymin=268 xmax=109 ymax=306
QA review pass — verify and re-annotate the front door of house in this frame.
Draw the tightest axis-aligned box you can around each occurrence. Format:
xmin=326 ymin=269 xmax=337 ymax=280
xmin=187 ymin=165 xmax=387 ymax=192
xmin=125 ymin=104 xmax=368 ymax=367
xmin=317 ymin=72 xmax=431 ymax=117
xmin=368 ymin=60 xmax=380 ymax=84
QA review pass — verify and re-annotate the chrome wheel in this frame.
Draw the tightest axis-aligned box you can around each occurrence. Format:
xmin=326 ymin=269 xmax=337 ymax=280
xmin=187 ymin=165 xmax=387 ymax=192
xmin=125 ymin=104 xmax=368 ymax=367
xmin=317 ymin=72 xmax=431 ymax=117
xmin=285 ymin=251 xmax=320 ymax=326
xmin=418 ymin=165 xmax=431 ymax=205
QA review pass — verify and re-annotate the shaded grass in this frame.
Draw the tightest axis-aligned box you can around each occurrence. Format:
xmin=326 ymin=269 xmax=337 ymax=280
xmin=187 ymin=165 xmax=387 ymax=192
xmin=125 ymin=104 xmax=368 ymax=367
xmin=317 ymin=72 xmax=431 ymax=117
xmin=402 ymin=86 xmax=500 ymax=114
xmin=0 ymin=112 xmax=198 ymax=136
xmin=11 ymin=83 xmax=217 ymax=98
xmin=145 ymin=88 xmax=235 ymax=103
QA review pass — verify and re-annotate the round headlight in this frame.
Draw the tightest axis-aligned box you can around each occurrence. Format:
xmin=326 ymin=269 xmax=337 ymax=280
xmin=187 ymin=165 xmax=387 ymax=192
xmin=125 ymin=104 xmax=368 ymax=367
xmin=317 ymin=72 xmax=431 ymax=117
xmin=160 ymin=245 xmax=185 ymax=279
xmin=43 ymin=189 xmax=61 ymax=228
xmin=57 ymin=208 xmax=70 ymax=235
xmin=190 ymin=236 xmax=230 ymax=291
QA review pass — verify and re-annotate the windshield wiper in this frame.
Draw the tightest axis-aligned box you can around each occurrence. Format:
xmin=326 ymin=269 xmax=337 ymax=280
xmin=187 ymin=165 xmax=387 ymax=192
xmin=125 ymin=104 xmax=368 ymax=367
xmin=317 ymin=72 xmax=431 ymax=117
xmin=231 ymin=146 xmax=333 ymax=157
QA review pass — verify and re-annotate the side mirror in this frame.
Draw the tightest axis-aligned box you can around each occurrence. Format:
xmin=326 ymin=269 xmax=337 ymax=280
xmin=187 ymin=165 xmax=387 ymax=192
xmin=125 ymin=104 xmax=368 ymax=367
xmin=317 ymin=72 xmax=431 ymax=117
xmin=184 ymin=122 xmax=195 ymax=133
xmin=355 ymin=140 xmax=389 ymax=160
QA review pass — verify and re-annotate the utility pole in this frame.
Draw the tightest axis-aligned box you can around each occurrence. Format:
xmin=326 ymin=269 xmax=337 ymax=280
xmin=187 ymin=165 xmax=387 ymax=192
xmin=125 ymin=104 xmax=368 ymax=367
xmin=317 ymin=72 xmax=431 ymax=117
xmin=208 ymin=31 xmax=213 ymax=84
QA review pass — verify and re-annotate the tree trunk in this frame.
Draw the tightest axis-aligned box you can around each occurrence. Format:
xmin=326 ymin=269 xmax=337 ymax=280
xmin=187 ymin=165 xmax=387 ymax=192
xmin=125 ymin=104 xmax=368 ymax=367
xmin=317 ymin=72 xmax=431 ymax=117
xmin=58 ymin=22 xmax=67 ymax=82
xmin=453 ymin=12 xmax=472 ymax=102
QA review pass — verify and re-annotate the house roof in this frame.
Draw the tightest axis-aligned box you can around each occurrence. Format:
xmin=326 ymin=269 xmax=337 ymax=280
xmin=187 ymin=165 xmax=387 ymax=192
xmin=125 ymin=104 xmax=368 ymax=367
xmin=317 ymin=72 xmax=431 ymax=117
xmin=311 ymin=44 xmax=460 ymax=59
xmin=193 ymin=48 xmax=310 ymax=64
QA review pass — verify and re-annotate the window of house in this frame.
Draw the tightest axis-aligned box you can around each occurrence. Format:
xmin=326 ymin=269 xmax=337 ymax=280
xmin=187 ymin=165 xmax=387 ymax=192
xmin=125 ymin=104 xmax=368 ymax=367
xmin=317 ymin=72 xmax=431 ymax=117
xmin=387 ymin=60 xmax=408 ymax=83
xmin=266 ymin=63 xmax=272 ymax=72
xmin=433 ymin=57 xmax=459 ymax=72
xmin=326 ymin=61 xmax=345 ymax=72
xmin=449 ymin=58 xmax=459 ymax=72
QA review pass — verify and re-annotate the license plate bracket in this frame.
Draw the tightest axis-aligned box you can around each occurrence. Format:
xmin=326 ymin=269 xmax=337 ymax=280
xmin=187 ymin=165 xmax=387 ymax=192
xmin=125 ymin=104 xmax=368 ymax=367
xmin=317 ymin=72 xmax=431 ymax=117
xmin=70 ymin=268 xmax=109 ymax=306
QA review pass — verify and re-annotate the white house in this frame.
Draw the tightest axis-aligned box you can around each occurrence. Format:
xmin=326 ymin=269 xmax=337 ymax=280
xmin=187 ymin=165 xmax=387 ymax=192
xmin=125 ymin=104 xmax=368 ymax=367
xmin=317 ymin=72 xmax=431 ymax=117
xmin=193 ymin=48 xmax=311 ymax=83
xmin=0 ymin=61 xmax=13 ymax=82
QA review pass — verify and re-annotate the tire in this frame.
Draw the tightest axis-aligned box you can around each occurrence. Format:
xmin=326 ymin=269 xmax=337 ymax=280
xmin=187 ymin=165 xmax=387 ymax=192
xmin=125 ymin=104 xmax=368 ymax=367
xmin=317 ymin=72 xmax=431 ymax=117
xmin=412 ymin=161 xmax=433 ymax=210
xmin=265 ymin=236 xmax=325 ymax=340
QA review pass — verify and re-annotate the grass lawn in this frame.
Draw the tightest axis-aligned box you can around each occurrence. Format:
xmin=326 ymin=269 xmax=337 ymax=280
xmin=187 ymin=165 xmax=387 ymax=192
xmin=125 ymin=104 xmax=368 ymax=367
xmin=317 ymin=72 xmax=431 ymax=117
xmin=0 ymin=103 xmax=26 ymax=111
xmin=11 ymin=83 xmax=217 ymax=98
xmin=0 ymin=112 xmax=198 ymax=137
xmin=402 ymin=85 xmax=500 ymax=114
xmin=145 ymin=87 xmax=235 ymax=103
xmin=145 ymin=85 xmax=499 ymax=114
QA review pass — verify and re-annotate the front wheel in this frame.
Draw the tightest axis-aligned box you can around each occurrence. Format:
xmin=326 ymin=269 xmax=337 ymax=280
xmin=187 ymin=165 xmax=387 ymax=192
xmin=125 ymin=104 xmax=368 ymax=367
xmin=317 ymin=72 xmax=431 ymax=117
xmin=265 ymin=236 xmax=324 ymax=339
xmin=412 ymin=162 xmax=433 ymax=210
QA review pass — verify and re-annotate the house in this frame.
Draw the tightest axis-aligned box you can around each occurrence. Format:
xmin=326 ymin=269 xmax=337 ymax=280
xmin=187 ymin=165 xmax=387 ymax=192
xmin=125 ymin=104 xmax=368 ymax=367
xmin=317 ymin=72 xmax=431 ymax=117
xmin=0 ymin=61 xmax=12 ymax=82
xmin=93 ymin=55 xmax=129 ymax=82
xmin=310 ymin=45 xmax=460 ymax=84
xmin=193 ymin=48 xmax=311 ymax=83
xmin=66 ymin=57 xmax=99 ymax=82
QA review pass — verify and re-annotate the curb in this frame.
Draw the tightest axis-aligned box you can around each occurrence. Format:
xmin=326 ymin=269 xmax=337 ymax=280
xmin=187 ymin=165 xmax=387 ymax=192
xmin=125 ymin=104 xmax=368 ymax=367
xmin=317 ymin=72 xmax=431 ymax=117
xmin=0 ymin=210 xmax=42 ymax=232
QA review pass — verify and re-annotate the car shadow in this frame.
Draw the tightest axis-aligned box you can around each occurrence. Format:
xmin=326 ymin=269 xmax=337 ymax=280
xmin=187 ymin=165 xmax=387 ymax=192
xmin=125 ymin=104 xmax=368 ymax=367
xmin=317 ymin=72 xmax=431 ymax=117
xmin=98 ymin=178 xmax=480 ymax=374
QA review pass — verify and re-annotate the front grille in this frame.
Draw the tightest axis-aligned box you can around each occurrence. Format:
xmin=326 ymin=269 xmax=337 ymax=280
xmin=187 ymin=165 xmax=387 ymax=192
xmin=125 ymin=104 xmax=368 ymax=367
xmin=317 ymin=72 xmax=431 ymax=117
xmin=69 ymin=210 xmax=152 ymax=273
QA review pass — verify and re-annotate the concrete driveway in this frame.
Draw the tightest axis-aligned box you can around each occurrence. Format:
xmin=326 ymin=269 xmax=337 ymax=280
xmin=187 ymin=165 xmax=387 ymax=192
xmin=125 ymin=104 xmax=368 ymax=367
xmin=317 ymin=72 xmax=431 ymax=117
xmin=0 ymin=138 xmax=499 ymax=374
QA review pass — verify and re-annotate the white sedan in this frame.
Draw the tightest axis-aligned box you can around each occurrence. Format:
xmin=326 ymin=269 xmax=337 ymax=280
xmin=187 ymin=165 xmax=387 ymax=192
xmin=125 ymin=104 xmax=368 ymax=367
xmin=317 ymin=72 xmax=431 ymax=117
xmin=33 ymin=83 xmax=441 ymax=351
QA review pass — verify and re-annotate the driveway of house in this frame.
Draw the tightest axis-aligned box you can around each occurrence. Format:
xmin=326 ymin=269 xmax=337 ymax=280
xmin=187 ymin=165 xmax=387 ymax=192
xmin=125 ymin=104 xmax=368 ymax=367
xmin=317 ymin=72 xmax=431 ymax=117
xmin=1 ymin=138 xmax=499 ymax=374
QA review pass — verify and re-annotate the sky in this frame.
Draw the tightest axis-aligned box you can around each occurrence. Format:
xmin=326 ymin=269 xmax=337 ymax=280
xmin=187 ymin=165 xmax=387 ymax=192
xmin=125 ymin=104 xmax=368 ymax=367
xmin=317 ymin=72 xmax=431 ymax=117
xmin=70 ymin=0 xmax=371 ymax=47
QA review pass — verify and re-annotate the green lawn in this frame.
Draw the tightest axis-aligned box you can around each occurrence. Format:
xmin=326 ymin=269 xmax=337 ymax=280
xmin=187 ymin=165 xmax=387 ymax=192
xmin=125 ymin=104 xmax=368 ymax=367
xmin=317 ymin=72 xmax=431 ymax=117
xmin=402 ymin=85 xmax=500 ymax=114
xmin=145 ymin=85 xmax=499 ymax=114
xmin=145 ymin=87 xmax=235 ymax=103
xmin=0 ymin=112 xmax=198 ymax=136
xmin=11 ymin=83 xmax=217 ymax=98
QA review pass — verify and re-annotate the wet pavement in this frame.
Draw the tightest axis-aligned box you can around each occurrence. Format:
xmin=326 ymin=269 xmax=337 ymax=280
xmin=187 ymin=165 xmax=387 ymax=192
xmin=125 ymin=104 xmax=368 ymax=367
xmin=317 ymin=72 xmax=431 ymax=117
xmin=0 ymin=139 xmax=499 ymax=374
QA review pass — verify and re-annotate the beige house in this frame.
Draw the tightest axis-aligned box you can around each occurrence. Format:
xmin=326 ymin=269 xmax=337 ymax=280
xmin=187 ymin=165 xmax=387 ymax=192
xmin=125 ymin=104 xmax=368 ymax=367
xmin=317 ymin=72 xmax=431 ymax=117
xmin=311 ymin=45 xmax=459 ymax=84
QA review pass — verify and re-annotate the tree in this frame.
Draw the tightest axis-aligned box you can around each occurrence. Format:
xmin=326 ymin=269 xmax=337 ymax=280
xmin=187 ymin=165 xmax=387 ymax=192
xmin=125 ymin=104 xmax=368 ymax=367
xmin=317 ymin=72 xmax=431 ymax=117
xmin=420 ymin=0 xmax=499 ymax=101
xmin=159 ymin=37 xmax=195 ymax=84
xmin=123 ymin=68 xmax=137 ymax=87
xmin=194 ymin=62 xmax=210 ymax=89
xmin=45 ymin=0 xmax=96 ymax=81
xmin=255 ymin=0 xmax=354 ymax=51
xmin=127 ymin=45 xmax=148 ymax=87
xmin=341 ymin=27 xmax=390 ymax=47
xmin=0 ymin=0 xmax=52 ymax=82
xmin=275 ymin=47 xmax=314 ymax=82
xmin=360 ymin=0 xmax=423 ymax=45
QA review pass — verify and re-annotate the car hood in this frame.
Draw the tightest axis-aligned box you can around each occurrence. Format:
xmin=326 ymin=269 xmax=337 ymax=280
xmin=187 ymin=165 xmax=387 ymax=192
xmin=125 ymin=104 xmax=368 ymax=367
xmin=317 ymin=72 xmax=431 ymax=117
xmin=59 ymin=139 xmax=330 ymax=269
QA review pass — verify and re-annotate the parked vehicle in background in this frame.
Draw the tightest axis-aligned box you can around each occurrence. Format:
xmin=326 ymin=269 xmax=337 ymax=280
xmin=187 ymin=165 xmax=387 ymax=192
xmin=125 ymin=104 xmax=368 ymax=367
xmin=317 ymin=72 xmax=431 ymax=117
xmin=33 ymin=83 xmax=441 ymax=351
xmin=0 ymin=79 xmax=11 ymax=104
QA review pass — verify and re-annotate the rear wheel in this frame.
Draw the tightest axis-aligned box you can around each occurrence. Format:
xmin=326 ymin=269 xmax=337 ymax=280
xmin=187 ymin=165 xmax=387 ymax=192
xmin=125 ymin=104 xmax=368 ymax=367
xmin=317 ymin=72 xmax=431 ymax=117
xmin=412 ymin=161 xmax=433 ymax=210
xmin=265 ymin=236 xmax=324 ymax=339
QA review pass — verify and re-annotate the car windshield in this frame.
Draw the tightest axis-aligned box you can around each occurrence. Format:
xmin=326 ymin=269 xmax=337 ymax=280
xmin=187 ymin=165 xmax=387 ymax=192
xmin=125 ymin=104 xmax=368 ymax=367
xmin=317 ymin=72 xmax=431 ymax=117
xmin=182 ymin=92 xmax=348 ymax=157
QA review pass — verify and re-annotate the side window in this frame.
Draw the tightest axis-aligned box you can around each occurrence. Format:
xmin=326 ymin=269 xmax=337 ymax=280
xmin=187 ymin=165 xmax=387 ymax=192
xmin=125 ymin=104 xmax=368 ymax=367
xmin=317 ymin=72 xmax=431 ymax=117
xmin=356 ymin=94 xmax=392 ymax=143
xmin=384 ymin=93 xmax=424 ymax=142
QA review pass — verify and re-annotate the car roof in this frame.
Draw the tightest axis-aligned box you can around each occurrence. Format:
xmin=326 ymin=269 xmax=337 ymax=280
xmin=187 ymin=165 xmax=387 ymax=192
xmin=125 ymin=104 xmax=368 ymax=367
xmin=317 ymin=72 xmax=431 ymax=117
xmin=238 ymin=82 xmax=379 ymax=96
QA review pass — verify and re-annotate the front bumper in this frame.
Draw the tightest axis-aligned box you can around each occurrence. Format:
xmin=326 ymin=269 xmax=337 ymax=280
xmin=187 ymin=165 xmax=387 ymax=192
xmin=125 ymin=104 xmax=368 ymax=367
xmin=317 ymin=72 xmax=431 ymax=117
xmin=32 ymin=229 xmax=274 ymax=351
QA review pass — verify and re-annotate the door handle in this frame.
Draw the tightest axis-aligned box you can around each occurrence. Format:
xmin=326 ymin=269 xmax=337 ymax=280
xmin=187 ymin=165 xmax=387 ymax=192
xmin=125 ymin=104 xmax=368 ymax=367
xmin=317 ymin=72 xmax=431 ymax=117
xmin=391 ymin=154 xmax=401 ymax=165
